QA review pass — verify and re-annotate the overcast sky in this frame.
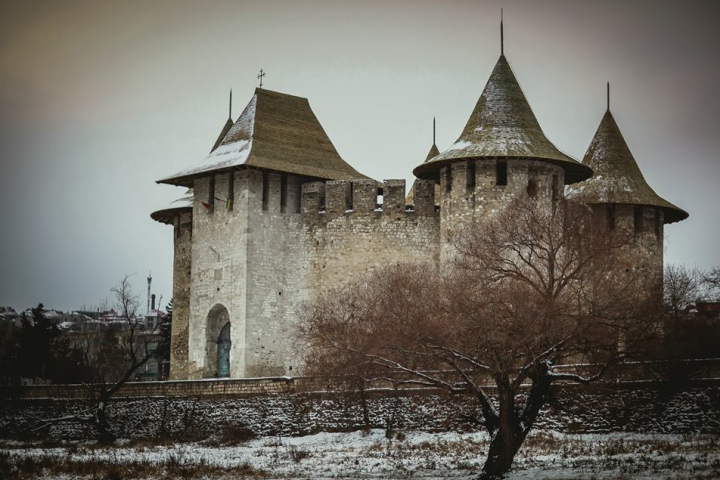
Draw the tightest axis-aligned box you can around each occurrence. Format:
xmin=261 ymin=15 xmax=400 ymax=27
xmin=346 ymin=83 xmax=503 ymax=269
xmin=1 ymin=0 xmax=719 ymax=312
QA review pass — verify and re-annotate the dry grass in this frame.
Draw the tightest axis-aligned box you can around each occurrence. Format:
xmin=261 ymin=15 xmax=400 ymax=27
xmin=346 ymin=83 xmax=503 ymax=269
xmin=1 ymin=431 xmax=718 ymax=480
xmin=0 ymin=450 xmax=268 ymax=480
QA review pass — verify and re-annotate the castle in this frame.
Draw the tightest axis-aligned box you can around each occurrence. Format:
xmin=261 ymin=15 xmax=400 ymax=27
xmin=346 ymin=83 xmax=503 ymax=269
xmin=151 ymin=39 xmax=687 ymax=381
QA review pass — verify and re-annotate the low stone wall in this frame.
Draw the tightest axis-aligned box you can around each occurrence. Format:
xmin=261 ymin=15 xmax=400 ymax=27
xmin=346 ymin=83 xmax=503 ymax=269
xmin=8 ymin=358 xmax=720 ymax=400
xmin=8 ymin=376 xmax=305 ymax=399
xmin=1 ymin=380 xmax=719 ymax=442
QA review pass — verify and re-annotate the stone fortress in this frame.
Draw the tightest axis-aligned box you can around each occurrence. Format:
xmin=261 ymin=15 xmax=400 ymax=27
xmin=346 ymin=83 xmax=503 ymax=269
xmin=151 ymin=30 xmax=688 ymax=381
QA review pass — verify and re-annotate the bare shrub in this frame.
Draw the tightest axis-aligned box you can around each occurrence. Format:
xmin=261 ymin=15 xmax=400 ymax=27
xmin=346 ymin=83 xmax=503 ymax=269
xmin=289 ymin=444 xmax=311 ymax=463
xmin=220 ymin=423 xmax=257 ymax=445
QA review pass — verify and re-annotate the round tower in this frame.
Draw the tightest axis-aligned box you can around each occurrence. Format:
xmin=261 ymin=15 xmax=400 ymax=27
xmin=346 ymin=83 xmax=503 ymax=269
xmin=568 ymin=86 xmax=688 ymax=292
xmin=413 ymin=28 xmax=591 ymax=259
xmin=149 ymin=92 xmax=235 ymax=380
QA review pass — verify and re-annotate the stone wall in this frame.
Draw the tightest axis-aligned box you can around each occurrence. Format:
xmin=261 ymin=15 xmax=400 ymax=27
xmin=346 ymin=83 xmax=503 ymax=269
xmin=244 ymin=171 xmax=307 ymax=377
xmin=170 ymin=211 xmax=192 ymax=380
xmin=301 ymin=178 xmax=440 ymax=293
xmin=183 ymin=173 xmax=441 ymax=380
xmin=187 ymin=172 xmax=252 ymax=379
xmin=2 ymin=380 xmax=719 ymax=441
xmin=176 ymin=161 xmax=662 ymax=383
xmin=439 ymin=159 xmax=565 ymax=261
xmin=585 ymin=203 xmax=664 ymax=304
xmin=186 ymin=170 xmax=314 ymax=379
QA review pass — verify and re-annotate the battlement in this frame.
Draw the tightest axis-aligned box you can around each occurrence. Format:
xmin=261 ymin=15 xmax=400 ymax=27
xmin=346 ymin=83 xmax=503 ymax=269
xmin=301 ymin=178 xmax=437 ymax=221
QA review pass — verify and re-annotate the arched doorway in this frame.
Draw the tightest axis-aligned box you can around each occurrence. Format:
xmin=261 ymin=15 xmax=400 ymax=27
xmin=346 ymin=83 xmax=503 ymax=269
xmin=204 ymin=304 xmax=231 ymax=378
xmin=217 ymin=322 xmax=231 ymax=378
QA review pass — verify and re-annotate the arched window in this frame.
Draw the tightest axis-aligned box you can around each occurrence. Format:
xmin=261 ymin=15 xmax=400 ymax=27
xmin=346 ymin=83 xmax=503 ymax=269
xmin=204 ymin=304 xmax=231 ymax=378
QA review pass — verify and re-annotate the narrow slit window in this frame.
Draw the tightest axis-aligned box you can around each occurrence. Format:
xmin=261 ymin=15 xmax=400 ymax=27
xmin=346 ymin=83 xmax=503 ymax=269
xmin=227 ymin=172 xmax=234 ymax=211
xmin=496 ymin=160 xmax=507 ymax=186
xmin=607 ymin=205 xmax=616 ymax=230
xmin=552 ymin=174 xmax=560 ymax=203
xmin=208 ymin=175 xmax=215 ymax=211
xmin=654 ymin=209 xmax=661 ymax=239
xmin=527 ymin=178 xmax=538 ymax=198
xmin=296 ymin=182 xmax=302 ymax=213
xmin=634 ymin=206 xmax=643 ymax=234
xmin=262 ymin=171 xmax=269 ymax=211
xmin=467 ymin=161 xmax=476 ymax=192
xmin=444 ymin=166 xmax=452 ymax=192
xmin=280 ymin=174 xmax=287 ymax=213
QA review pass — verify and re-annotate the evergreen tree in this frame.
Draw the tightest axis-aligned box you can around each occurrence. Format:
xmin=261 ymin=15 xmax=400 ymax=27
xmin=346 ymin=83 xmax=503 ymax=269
xmin=154 ymin=299 xmax=172 ymax=379
xmin=18 ymin=304 xmax=58 ymax=380
xmin=1 ymin=303 xmax=91 ymax=385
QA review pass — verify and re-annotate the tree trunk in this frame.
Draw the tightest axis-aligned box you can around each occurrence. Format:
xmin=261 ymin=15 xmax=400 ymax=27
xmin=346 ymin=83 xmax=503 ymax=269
xmin=479 ymin=372 xmax=552 ymax=479
xmin=95 ymin=399 xmax=116 ymax=444
xmin=480 ymin=429 xmax=524 ymax=479
xmin=479 ymin=386 xmax=523 ymax=479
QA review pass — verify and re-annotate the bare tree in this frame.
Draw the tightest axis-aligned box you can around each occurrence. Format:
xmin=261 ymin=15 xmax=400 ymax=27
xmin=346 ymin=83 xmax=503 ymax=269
xmin=31 ymin=276 xmax=165 ymax=443
xmin=298 ymin=199 xmax=658 ymax=479
xmin=662 ymin=265 xmax=720 ymax=361
xmin=703 ymin=267 xmax=720 ymax=300
xmin=664 ymin=264 xmax=703 ymax=320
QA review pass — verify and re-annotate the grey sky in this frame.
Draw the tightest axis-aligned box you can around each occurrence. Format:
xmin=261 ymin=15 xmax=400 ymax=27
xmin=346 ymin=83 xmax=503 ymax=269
xmin=1 ymin=0 xmax=719 ymax=311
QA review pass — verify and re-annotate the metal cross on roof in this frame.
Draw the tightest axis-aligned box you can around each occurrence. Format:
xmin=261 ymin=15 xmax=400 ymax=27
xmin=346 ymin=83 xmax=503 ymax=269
xmin=257 ymin=69 xmax=266 ymax=88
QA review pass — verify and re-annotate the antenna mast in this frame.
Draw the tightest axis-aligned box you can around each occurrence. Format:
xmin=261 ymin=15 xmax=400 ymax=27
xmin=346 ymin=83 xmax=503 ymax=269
xmin=146 ymin=272 xmax=152 ymax=314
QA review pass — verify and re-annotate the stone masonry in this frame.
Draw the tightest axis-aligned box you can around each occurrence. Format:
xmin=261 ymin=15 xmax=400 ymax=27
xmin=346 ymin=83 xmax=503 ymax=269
xmin=152 ymin=48 xmax=687 ymax=381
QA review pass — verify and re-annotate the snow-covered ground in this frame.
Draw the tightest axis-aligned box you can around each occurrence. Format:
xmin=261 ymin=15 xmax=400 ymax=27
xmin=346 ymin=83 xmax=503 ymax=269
xmin=2 ymin=430 xmax=719 ymax=479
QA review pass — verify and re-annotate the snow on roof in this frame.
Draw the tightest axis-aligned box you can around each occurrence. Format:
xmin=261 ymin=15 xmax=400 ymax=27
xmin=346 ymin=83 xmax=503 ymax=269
xmin=415 ymin=55 xmax=592 ymax=184
xmin=157 ymin=88 xmax=369 ymax=189
xmin=150 ymin=188 xmax=195 ymax=225
xmin=163 ymin=139 xmax=252 ymax=180
xmin=566 ymin=110 xmax=688 ymax=224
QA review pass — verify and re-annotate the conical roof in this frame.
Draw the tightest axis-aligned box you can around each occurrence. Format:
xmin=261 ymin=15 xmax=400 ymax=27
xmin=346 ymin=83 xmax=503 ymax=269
xmin=210 ymin=118 xmax=234 ymax=153
xmin=413 ymin=55 xmax=592 ymax=184
xmin=407 ymin=143 xmax=441 ymax=205
xmin=567 ymin=109 xmax=688 ymax=224
xmin=158 ymin=88 xmax=369 ymax=187
xmin=150 ymin=190 xmax=194 ymax=225
xmin=424 ymin=142 xmax=440 ymax=162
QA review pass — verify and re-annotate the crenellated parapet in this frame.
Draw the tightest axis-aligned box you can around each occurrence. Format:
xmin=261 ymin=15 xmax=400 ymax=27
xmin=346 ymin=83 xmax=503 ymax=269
xmin=298 ymin=178 xmax=440 ymax=293
xmin=300 ymin=178 xmax=438 ymax=224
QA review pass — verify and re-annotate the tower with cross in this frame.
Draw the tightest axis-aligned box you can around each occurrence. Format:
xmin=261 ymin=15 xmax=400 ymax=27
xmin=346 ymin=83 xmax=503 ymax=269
xmin=151 ymin=15 xmax=687 ymax=381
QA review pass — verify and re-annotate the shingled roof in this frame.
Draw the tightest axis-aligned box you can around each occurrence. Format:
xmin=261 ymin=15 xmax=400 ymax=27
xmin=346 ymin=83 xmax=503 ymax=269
xmin=413 ymin=55 xmax=592 ymax=184
xmin=210 ymin=118 xmax=234 ymax=154
xmin=158 ymin=88 xmax=368 ymax=187
xmin=567 ymin=109 xmax=688 ymax=224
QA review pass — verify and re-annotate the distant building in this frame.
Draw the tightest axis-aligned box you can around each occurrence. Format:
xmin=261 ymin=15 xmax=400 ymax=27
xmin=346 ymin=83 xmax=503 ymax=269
xmin=695 ymin=302 xmax=720 ymax=318
xmin=0 ymin=306 xmax=20 ymax=325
